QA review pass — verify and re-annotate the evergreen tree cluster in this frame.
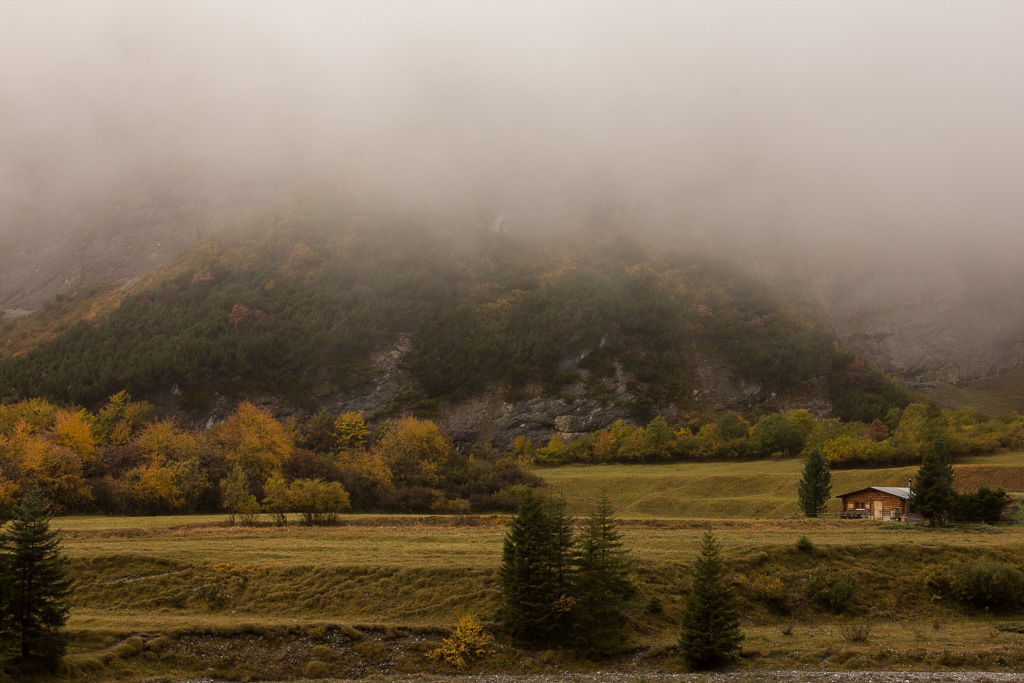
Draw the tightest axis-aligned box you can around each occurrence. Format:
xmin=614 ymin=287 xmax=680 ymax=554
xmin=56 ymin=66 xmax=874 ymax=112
xmin=0 ymin=487 xmax=72 ymax=670
xmin=499 ymin=492 xmax=636 ymax=652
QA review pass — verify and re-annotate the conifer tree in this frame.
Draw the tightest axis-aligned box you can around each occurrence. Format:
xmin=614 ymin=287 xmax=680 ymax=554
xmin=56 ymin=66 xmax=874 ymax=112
xmin=545 ymin=494 xmax=576 ymax=610
xmin=680 ymin=528 xmax=743 ymax=670
xmin=499 ymin=491 xmax=571 ymax=642
xmin=570 ymin=494 xmax=636 ymax=652
xmin=909 ymin=437 xmax=955 ymax=526
xmin=797 ymin=447 xmax=832 ymax=517
xmin=0 ymin=487 xmax=73 ymax=666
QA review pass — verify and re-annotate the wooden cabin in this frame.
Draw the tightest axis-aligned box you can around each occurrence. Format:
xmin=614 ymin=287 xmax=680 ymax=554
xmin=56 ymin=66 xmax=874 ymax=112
xmin=837 ymin=486 xmax=910 ymax=520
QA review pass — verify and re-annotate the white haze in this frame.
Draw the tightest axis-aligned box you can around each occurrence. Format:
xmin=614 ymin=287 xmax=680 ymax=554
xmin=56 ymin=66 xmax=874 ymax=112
xmin=3 ymin=1 xmax=1024 ymax=383
xmin=4 ymin=1 xmax=1024 ymax=252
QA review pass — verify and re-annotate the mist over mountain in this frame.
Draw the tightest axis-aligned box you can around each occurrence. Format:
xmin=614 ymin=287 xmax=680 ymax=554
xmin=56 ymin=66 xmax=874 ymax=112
xmin=3 ymin=1 xmax=1024 ymax=384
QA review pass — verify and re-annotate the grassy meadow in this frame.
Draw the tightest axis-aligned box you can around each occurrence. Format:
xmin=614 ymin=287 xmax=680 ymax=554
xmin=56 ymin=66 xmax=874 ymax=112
xmin=540 ymin=451 xmax=1024 ymax=517
xmin=20 ymin=452 xmax=1024 ymax=680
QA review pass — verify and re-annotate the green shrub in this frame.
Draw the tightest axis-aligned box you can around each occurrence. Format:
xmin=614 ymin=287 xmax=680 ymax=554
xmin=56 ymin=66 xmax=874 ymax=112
xmin=796 ymin=536 xmax=814 ymax=553
xmin=748 ymin=572 xmax=788 ymax=613
xmin=806 ymin=569 xmax=856 ymax=613
xmin=948 ymin=559 xmax=1024 ymax=611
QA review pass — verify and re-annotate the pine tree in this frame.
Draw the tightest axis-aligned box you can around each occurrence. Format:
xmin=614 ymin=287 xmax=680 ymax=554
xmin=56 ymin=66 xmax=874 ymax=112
xmin=909 ymin=437 xmax=955 ymax=526
xmin=570 ymin=494 xmax=636 ymax=652
xmin=680 ymin=528 xmax=743 ymax=670
xmin=498 ymin=492 xmax=580 ymax=643
xmin=499 ymin=491 xmax=565 ymax=642
xmin=0 ymin=487 xmax=73 ymax=667
xmin=545 ymin=494 xmax=576 ymax=610
xmin=797 ymin=447 xmax=832 ymax=517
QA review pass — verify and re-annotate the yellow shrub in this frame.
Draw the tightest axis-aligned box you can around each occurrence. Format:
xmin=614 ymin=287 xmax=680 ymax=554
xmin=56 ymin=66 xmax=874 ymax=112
xmin=428 ymin=615 xmax=494 ymax=669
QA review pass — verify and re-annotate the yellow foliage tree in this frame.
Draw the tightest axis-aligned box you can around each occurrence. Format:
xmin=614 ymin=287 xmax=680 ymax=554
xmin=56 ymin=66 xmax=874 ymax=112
xmin=375 ymin=417 xmax=451 ymax=485
xmin=130 ymin=461 xmax=185 ymax=513
xmin=135 ymin=419 xmax=203 ymax=464
xmin=336 ymin=450 xmax=394 ymax=494
xmin=30 ymin=444 xmax=92 ymax=513
xmin=510 ymin=436 xmax=535 ymax=467
xmin=211 ymin=402 xmax=292 ymax=483
xmin=334 ymin=411 xmax=368 ymax=451
xmin=51 ymin=409 xmax=98 ymax=469
xmin=893 ymin=403 xmax=934 ymax=461
xmin=0 ymin=397 xmax=59 ymax=436
xmin=95 ymin=391 xmax=155 ymax=446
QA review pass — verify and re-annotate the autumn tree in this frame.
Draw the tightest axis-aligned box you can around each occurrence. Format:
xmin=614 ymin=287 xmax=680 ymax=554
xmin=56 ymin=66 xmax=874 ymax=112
xmin=94 ymin=391 xmax=155 ymax=446
xmin=50 ymin=409 xmax=98 ymax=471
xmin=210 ymin=402 xmax=292 ymax=483
xmin=0 ymin=487 xmax=73 ymax=667
xmin=334 ymin=411 xmax=368 ymax=451
xmin=220 ymin=465 xmax=259 ymax=526
xmin=262 ymin=474 xmax=291 ymax=525
xmin=376 ymin=417 xmax=451 ymax=485
xmin=288 ymin=479 xmax=351 ymax=525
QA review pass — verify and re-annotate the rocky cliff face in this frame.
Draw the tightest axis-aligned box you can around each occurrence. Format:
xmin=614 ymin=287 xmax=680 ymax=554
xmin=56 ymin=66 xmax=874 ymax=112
xmin=765 ymin=251 xmax=1024 ymax=386
xmin=166 ymin=336 xmax=833 ymax=449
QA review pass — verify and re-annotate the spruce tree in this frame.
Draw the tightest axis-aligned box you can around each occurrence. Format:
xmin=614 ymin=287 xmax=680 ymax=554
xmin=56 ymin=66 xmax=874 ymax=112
xmin=680 ymin=529 xmax=743 ymax=670
xmin=0 ymin=487 xmax=73 ymax=666
xmin=909 ymin=437 xmax=955 ymax=526
xmin=570 ymin=494 xmax=636 ymax=652
xmin=797 ymin=447 xmax=832 ymax=517
xmin=499 ymin=491 xmax=569 ymax=642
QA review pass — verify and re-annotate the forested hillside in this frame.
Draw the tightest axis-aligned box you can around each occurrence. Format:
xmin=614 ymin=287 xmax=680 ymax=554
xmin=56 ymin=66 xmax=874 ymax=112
xmin=0 ymin=200 xmax=907 ymax=426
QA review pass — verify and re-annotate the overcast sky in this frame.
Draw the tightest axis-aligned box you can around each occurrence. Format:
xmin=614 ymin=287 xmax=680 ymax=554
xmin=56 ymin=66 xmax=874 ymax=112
xmin=3 ymin=1 xmax=1024 ymax=260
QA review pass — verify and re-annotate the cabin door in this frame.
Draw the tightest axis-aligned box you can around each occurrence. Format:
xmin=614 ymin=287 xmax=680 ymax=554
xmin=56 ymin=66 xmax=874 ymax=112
xmin=873 ymin=500 xmax=883 ymax=520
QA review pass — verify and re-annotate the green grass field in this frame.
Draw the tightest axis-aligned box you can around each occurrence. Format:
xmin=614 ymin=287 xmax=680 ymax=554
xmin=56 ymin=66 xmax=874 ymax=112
xmin=538 ymin=451 xmax=1024 ymax=517
xmin=12 ymin=454 xmax=1024 ymax=680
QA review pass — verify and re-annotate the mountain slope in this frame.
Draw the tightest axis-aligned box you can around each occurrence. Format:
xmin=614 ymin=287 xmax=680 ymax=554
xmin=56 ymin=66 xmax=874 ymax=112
xmin=0 ymin=202 xmax=909 ymax=444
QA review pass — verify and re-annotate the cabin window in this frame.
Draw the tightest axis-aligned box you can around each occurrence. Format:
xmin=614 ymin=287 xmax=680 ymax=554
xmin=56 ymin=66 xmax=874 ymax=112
xmin=854 ymin=502 xmax=866 ymax=511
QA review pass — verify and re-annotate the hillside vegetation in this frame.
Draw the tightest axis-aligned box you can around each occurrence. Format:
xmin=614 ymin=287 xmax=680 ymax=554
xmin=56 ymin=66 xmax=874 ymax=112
xmin=0 ymin=198 xmax=907 ymax=424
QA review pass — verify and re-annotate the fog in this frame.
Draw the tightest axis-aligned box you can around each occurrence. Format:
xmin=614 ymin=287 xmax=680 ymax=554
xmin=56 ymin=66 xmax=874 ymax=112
xmin=3 ymin=1 xmax=1024 ymax=377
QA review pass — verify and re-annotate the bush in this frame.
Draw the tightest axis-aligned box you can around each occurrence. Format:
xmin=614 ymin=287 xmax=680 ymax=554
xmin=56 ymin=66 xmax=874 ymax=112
xmin=747 ymin=572 xmax=788 ymax=613
xmin=948 ymin=559 xmax=1024 ymax=611
xmin=839 ymin=618 xmax=872 ymax=643
xmin=806 ymin=569 xmax=856 ymax=613
xmin=796 ymin=536 xmax=814 ymax=553
xmin=953 ymin=487 xmax=1009 ymax=524
xmin=427 ymin=615 xmax=494 ymax=669
xmin=288 ymin=478 xmax=351 ymax=525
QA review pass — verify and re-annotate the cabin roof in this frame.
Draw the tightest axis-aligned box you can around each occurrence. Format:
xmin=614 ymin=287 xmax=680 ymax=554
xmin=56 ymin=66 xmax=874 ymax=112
xmin=836 ymin=486 xmax=911 ymax=500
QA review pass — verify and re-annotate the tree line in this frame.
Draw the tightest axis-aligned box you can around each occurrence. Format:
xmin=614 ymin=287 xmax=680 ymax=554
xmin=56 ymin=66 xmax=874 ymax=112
xmin=0 ymin=393 xmax=537 ymax=518
xmin=526 ymin=403 xmax=1024 ymax=470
